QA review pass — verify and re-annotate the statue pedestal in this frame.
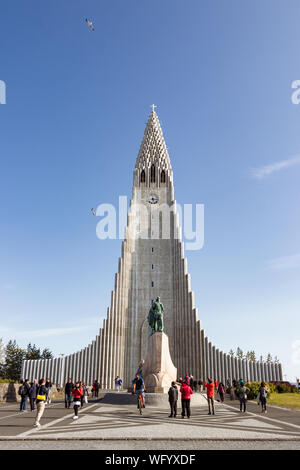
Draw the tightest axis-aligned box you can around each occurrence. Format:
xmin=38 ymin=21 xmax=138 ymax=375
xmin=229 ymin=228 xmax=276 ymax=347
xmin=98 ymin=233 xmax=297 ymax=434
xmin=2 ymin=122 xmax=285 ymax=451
xmin=143 ymin=332 xmax=177 ymax=393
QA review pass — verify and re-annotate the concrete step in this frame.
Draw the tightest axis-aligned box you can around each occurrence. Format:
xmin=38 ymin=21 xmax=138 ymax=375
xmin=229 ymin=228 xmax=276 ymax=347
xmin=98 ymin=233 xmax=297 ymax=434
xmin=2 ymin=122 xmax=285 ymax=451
xmin=99 ymin=391 xmax=207 ymax=408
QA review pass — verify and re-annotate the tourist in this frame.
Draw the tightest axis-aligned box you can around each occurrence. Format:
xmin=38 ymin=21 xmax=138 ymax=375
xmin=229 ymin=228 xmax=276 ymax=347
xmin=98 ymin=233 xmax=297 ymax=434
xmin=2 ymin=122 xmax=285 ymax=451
xmin=114 ymin=376 xmax=122 ymax=392
xmin=132 ymin=373 xmax=146 ymax=408
xmin=229 ymin=384 xmax=235 ymax=400
xmin=214 ymin=378 xmax=219 ymax=390
xmin=33 ymin=378 xmax=47 ymax=427
xmin=198 ymin=379 xmax=203 ymax=392
xmin=83 ymin=383 xmax=89 ymax=404
xmin=205 ymin=378 xmax=215 ymax=415
xmin=93 ymin=380 xmax=100 ymax=398
xmin=19 ymin=379 xmax=30 ymax=412
xmin=45 ymin=378 xmax=52 ymax=404
xmin=258 ymin=382 xmax=268 ymax=414
xmin=65 ymin=378 xmax=74 ymax=408
xmin=189 ymin=374 xmax=194 ymax=390
xmin=180 ymin=377 xmax=193 ymax=419
xmin=168 ymin=381 xmax=178 ymax=418
xmin=238 ymin=381 xmax=250 ymax=412
xmin=72 ymin=382 xmax=83 ymax=420
xmin=29 ymin=379 xmax=38 ymax=411
xmin=79 ymin=382 xmax=84 ymax=408
xmin=217 ymin=382 xmax=225 ymax=404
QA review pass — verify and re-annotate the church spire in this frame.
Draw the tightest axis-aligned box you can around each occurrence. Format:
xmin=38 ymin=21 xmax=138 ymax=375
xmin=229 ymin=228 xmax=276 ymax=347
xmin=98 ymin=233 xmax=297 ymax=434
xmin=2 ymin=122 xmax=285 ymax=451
xmin=135 ymin=107 xmax=172 ymax=173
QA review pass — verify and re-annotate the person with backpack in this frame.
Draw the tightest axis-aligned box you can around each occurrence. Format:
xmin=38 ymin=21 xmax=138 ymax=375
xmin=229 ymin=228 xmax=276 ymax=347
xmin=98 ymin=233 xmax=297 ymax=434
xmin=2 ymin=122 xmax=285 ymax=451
xmin=205 ymin=378 xmax=215 ymax=415
xmin=72 ymin=382 xmax=83 ymax=420
xmin=29 ymin=379 xmax=38 ymax=411
xmin=34 ymin=378 xmax=47 ymax=427
xmin=168 ymin=381 xmax=178 ymax=418
xmin=19 ymin=379 xmax=30 ymax=412
xmin=258 ymin=382 xmax=268 ymax=413
xmin=238 ymin=381 xmax=250 ymax=412
xmin=217 ymin=382 xmax=226 ymax=404
xmin=180 ymin=377 xmax=193 ymax=419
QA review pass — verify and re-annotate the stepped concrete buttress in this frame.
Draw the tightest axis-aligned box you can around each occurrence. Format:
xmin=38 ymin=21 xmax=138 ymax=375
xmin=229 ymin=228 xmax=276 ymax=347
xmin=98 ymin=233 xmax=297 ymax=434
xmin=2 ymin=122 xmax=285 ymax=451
xmin=143 ymin=332 xmax=177 ymax=393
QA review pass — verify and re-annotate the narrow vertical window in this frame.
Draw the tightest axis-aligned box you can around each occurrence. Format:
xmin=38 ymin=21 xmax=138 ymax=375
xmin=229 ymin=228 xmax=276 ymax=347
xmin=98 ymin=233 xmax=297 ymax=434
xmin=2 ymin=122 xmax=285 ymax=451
xmin=152 ymin=264 xmax=154 ymax=269
xmin=140 ymin=169 xmax=145 ymax=183
xmin=161 ymin=170 xmax=166 ymax=183
xmin=151 ymin=247 xmax=154 ymax=252
xmin=151 ymin=164 xmax=155 ymax=183
xmin=151 ymin=281 xmax=154 ymax=287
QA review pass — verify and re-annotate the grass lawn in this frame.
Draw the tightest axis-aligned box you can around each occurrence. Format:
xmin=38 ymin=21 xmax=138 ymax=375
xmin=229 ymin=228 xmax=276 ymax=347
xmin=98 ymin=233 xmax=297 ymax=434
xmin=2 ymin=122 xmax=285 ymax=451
xmin=268 ymin=393 xmax=300 ymax=410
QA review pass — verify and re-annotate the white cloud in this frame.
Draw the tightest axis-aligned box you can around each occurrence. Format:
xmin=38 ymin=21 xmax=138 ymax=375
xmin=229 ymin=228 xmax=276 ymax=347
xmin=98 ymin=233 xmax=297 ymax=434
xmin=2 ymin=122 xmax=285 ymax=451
xmin=251 ymin=155 xmax=300 ymax=179
xmin=267 ymin=253 xmax=300 ymax=270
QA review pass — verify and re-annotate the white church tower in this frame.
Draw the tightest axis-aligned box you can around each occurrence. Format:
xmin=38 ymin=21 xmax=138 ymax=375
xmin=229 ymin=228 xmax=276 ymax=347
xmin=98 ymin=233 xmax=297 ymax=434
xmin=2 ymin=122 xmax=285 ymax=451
xmin=22 ymin=109 xmax=283 ymax=387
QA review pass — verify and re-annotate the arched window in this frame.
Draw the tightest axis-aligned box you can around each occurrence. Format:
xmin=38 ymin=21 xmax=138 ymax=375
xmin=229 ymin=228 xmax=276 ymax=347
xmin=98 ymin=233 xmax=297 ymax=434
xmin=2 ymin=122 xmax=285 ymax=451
xmin=140 ymin=169 xmax=145 ymax=183
xmin=161 ymin=170 xmax=166 ymax=183
xmin=151 ymin=164 xmax=155 ymax=183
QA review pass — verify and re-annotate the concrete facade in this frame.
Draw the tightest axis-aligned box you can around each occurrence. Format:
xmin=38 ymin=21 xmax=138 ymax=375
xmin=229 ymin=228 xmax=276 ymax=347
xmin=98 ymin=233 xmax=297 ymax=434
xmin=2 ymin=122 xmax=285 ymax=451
xmin=21 ymin=110 xmax=283 ymax=387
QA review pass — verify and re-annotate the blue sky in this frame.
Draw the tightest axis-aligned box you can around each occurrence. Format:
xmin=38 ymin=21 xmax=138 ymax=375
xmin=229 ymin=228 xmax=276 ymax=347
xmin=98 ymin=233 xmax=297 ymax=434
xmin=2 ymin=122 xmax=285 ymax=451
xmin=0 ymin=0 xmax=300 ymax=381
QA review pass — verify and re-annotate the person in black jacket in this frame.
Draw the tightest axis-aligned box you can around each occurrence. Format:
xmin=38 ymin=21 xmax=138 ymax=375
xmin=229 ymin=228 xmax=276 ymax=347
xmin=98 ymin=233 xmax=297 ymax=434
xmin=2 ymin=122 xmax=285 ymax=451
xmin=29 ymin=379 xmax=38 ymax=411
xmin=65 ymin=378 xmax=74 ymax=408
xmin=168 ymin=381 xmax=178 ymax=418
xmin=19 ymin=379 xmax=30 ymax=412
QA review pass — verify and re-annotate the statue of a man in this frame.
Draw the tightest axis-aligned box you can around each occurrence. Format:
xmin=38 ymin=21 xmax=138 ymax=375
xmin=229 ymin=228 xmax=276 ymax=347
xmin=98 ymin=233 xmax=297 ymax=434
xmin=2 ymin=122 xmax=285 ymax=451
xmin=147 ymin=296 xmax=164 ymax=335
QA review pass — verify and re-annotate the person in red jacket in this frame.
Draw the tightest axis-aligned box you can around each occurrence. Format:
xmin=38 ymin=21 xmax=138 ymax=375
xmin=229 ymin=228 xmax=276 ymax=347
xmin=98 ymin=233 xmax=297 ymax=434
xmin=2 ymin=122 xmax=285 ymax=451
xmin=72 ymin=382 xmax=83 ymax=420
xmin=180 ymin=378 xmax=194 ymax=419
xmin=205 ymin=378 xmax=215 ymax=415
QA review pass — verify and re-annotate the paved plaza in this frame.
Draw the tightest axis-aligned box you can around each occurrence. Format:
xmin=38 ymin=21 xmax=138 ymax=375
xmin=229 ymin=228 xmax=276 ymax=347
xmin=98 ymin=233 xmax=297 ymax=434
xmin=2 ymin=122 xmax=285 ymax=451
xmin=0 ymin=394 xmax=299 ymax=450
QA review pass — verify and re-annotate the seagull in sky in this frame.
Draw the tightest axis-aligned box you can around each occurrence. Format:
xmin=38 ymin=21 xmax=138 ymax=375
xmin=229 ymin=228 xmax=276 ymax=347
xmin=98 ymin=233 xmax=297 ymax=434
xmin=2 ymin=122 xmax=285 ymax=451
xmin=91 ymin=208 xmax=96 ymax=216
xmin=85 ymin=18 xmax=95 ymax=31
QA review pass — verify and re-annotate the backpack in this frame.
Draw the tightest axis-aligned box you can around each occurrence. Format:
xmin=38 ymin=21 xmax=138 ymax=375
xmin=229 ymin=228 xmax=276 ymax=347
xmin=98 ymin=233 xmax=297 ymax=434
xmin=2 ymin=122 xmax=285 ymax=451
xmin=239 ymin=387 xmax=247 ymax=400
xmin=18 ymin=385 xmax=26 ymax=396
xmin=259 ymin=387 xmax=268 ymax=399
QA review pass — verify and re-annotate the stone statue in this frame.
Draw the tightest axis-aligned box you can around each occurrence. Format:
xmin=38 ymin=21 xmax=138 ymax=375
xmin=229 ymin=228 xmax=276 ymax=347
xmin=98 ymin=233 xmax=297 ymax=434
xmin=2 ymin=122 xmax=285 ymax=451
xmin=147 ymin=296 xmax=164 ymax=335
xmin=136 ymin=360 xmax=144 ymax=379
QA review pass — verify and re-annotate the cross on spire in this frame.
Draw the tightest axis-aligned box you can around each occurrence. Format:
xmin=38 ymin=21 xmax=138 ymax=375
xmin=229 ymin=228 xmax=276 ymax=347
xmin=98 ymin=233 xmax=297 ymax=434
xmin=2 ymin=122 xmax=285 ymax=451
xmin=150 ymin=104 xmax=157 ymax=113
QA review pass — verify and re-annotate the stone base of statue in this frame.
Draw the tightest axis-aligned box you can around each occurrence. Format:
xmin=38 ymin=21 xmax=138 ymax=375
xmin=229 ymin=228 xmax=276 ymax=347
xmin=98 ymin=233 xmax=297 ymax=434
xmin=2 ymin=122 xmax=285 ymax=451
xmin=143 ymin=332 xmax=177 ymax=393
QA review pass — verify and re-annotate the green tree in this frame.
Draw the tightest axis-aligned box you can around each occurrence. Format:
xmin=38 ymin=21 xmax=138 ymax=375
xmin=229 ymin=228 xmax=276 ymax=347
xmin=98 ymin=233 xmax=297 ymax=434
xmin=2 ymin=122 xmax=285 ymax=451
xmin=274 ymin=355 xmax=280 ymax=364
xmin=0 ymin=338 xmax=5 ymax=378
xmin=3 ymin=340 xmax=25 ymax=381
xmin=266 ymin=353 xmax=272 ymax=363
xmin=228 ymin=349 xmax=235 ymax=356
xmin=41 ymin=348 xmax=53 ymax=359
xmin=246 ymin=350 xmax=256 ymax=362
xmin=26 ymin=343 xmax=41 ymax=360
xmin=236 ymin=347 xmax=244 ymax=359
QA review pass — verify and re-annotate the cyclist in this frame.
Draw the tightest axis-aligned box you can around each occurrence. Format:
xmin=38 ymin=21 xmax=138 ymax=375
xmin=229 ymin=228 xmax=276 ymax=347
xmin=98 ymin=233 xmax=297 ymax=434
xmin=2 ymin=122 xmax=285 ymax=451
xmin=132 ymin=373 xmax=146 ymax=408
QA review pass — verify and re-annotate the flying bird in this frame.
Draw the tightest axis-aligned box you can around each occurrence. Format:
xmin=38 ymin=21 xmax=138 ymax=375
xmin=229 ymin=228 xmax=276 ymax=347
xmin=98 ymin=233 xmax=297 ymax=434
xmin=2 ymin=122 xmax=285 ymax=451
xmin=91 ymin=208 xmax=96 ymax=216
xmin=85 ymin=18 xmax=95 ymax=31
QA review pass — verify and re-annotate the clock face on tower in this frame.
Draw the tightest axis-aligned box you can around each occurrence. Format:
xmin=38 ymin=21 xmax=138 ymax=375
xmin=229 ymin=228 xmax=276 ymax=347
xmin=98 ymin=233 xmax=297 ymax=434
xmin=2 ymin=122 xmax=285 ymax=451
xmin=148 ymin=195 xmax=159 ymax=204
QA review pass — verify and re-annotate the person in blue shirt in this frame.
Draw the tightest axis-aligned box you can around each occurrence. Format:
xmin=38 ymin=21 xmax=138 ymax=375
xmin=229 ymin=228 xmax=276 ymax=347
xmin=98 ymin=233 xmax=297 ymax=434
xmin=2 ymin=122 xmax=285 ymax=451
xmin=132 ymin=373 xmax=146 ymax=408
